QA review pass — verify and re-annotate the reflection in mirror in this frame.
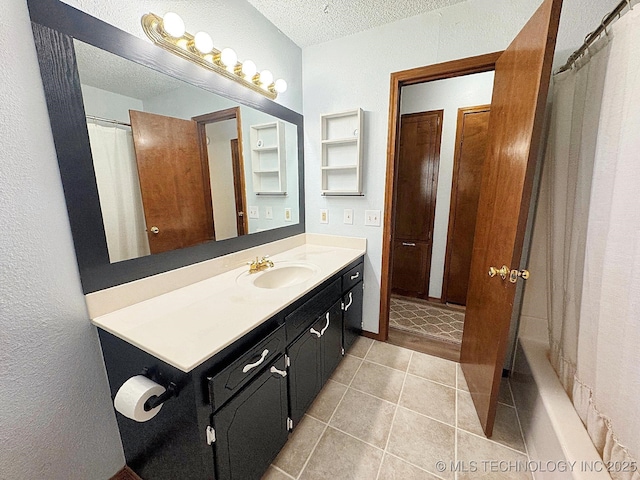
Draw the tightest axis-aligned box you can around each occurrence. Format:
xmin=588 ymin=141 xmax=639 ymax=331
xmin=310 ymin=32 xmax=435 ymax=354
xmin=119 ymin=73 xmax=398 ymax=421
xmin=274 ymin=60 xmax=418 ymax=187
xmin=75 ymin=40 xmax=299 ymax=263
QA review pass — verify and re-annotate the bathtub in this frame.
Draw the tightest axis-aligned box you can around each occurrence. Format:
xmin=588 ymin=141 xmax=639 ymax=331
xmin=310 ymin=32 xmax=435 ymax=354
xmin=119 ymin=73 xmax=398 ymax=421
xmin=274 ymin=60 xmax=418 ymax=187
xmin=510 ymin=337 xmax=611 ymax=480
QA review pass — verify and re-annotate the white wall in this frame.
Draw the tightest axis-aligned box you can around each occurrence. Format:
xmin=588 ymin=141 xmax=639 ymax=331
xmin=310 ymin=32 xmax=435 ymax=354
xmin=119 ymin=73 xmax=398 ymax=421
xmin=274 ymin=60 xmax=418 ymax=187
xmin=400 ymin=71 xmax=494 ymax=298
xmin=302 ymin=0 xmax=621 ymax=333
xmin=81 ymin=84 xmax=143 ymax=123
xmin=1 ymin=1 xmax=301 ymax=478
xmin=206 ymin=119 xmax=239 ymax=241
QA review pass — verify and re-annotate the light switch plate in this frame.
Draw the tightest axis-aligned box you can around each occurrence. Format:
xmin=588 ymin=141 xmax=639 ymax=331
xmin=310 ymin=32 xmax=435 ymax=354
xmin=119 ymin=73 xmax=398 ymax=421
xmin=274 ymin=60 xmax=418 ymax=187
xmin=364 ymin=210 xmax=381 ymax=226
xmin=249 ymin=206 xmax=259 ymax=219
xmin=265 ymin=206 xmax=273 ymax=219
xmin=343 ymin=209 xmax=353 ymax=225
xmin=284 ymin=208 xmax=292 ymax=221
xmin=320 ymin=209 xmax=328 ymax=224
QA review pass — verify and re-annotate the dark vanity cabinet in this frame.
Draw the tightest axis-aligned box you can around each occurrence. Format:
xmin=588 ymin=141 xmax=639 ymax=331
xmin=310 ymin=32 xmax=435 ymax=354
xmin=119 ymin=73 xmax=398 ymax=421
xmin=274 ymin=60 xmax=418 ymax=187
xmin=212 ymin=354 xmax=289 ymax=480
xmin=342 ymin=263 xmax=364 ymax=352
xmin=98 ymin=257 xmax=364 ymax=480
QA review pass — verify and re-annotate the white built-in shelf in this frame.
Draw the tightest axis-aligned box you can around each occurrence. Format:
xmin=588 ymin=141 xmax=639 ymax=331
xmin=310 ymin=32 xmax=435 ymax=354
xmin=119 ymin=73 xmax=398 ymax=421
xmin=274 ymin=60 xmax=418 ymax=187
xmin=321 ymin=108 xmax=363 ymax=196
xmin=250 ymin=121 xmax=286 ymax=195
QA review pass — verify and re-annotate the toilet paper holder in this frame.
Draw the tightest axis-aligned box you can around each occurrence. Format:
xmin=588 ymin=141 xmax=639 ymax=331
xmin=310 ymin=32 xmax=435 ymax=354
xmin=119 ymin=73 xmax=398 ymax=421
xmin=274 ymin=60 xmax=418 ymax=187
xmin=140 ymin=367 xmax=179 ymax=411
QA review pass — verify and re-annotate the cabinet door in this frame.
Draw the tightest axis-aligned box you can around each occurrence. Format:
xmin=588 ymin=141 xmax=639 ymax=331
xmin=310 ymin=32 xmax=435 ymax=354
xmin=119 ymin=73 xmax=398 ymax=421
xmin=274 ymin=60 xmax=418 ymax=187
xmin=287 ymin=320 xmax=323 ymax=425
xmin=343 ymin=283 xmax=363 ymax=352
xmin=213 ymin=355 xmax=289 ymax=480
xmin=321 ymin=300 xmax=344 ymax=382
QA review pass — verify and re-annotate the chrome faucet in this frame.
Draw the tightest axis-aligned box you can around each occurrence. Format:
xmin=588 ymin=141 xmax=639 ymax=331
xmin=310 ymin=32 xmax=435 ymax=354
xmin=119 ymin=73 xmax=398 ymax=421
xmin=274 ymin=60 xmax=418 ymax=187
xmin=248 ymin=256 xmax=274 ymax=274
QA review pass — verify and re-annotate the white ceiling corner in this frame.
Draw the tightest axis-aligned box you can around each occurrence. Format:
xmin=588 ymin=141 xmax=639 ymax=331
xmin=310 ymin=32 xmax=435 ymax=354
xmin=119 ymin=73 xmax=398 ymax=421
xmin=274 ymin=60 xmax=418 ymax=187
xmin=246 ymin=0 xmax=469 ymax=48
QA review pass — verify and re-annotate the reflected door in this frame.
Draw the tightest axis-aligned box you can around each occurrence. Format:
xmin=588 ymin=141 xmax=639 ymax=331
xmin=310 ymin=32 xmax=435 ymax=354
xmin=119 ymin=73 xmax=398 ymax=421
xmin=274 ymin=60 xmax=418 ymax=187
xmin=130 ymin=110 xmax=214 ymax=254
xmin=460 ymin=0 xmax=562 ymax=436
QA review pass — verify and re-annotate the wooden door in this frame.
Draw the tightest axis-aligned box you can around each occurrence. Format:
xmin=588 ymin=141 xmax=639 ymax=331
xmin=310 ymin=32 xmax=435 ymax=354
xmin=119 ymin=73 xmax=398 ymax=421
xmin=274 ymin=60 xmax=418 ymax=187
xmin=230 ymin=139 xmax=248 ymax=236
xmin=443 ymin=106 xmax=491 ymax=306
xmin=391 ymin=110 xmax=443 ymax=299
xmin=130 ymin=110 xmax=214 ymax=254
xmin=460 ymin=0 xmax=562 ymax=436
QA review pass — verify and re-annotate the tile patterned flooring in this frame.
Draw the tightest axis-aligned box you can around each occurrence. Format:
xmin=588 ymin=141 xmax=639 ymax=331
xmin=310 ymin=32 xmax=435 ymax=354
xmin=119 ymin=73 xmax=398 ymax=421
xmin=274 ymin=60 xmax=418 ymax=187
xmin=263 ymin=337 xmax=530 ymax=480
xmin=389 ymin=297 xmax=465 ymax=344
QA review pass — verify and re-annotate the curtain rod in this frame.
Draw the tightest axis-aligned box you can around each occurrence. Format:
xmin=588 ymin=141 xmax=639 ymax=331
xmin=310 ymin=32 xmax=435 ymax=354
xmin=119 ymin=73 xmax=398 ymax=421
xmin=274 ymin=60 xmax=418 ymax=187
xmin=86 ymin=114 xmax=131 ymax=127
xmin=555 ymin=0 xmax=635 ymax=74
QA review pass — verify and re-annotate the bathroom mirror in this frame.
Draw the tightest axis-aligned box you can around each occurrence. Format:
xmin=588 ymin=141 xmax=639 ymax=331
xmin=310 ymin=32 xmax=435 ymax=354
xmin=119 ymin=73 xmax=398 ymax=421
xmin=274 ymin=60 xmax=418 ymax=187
xmin=27 ymin=0 xmax=304 ymax=293
xmin=75 ymin=41 xmax=299 ymax=264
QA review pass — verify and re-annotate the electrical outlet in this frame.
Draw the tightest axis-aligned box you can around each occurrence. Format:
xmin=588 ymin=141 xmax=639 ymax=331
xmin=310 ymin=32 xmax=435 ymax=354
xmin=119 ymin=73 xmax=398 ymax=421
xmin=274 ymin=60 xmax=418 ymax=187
xmin=343 ymin=209 xmax=353 ymax=225
xmin=265 ymin=206 xmax=273 ymax=219
xmin=364 ymin=210 xmax=381 ymax=226
xmin=320 ymin=209 xmax=329 ymax=224
xmin=249 ymin=206 xmax=259 ymax=219
xmin=284 ymin=208 xmax=292 ymax=221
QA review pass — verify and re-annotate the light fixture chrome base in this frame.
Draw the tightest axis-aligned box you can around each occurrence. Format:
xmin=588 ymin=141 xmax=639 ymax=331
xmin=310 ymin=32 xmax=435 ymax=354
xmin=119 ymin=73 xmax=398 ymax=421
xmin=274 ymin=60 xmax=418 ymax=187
xmin=141 ymin=13 xmax=277 ymax=100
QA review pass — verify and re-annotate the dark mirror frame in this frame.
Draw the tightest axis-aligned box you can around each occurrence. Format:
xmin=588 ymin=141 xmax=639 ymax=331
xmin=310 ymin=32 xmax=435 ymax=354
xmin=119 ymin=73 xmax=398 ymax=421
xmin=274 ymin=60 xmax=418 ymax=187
xmin=27 ymin=0 xmax=305 ymax=294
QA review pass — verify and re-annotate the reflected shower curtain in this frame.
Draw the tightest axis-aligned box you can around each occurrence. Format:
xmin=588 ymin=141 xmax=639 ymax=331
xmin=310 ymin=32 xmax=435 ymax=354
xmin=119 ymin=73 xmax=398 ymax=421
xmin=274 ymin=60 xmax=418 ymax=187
xmin=544 ymin=7 xmax=640 ymax=478
xmin=87 ymin=123 xmax=150 ymax=263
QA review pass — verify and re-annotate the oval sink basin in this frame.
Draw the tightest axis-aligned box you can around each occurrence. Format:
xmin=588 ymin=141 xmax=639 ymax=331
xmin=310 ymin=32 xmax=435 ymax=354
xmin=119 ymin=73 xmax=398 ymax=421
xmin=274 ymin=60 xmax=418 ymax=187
xmin=238 ymin=263 xmax=319 ymax=289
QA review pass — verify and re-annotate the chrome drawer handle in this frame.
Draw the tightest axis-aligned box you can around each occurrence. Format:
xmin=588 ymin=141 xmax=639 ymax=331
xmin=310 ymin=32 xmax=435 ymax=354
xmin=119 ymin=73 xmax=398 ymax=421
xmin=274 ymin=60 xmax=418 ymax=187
xmin=270 ymin=366 xmax=287 ymax=377
xmin=242 ymin=349 xmax=269 ymax=373
xmin=402 ymin=242 xmax=416 ymax=247
xmin=344 ymin=292 xmax=353 ymax=312
xmin=350 ymin=272 xmax=360 ymax=280
xmin=310 ymin=312 xmax=330 ymax=338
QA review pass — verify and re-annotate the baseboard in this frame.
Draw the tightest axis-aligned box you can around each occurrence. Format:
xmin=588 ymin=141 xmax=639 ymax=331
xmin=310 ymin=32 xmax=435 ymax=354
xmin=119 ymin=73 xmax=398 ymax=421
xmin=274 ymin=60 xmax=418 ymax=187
xmin=110 ymin=466 xmax=143 ymax=480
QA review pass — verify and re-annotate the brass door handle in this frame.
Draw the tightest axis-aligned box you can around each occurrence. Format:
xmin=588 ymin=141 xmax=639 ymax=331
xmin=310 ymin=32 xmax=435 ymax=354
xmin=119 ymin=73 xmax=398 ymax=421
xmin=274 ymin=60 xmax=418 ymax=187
xmin=488 ymin=265 xmax=510 ymax=280
xmin=150 ymin=226 xmax=159 ymax=234
xmin=510 ymin=269 xmax=530 ymax=283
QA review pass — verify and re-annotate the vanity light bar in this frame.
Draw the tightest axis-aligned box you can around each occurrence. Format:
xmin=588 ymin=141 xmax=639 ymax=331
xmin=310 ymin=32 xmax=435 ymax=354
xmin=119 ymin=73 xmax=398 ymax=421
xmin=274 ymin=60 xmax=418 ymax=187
xmin=141 ymin=13 xmax=287 ymax=100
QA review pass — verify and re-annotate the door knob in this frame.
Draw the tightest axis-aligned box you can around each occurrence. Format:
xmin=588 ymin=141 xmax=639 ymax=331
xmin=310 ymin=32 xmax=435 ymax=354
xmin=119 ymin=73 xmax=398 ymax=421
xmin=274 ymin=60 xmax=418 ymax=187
xmin=150 ymin=226 xmax=159 ymax=234
xmin=488 ymin=265 xmax=509 ymax=280
xmin=509 ymin=269 xmax=530 ymax=283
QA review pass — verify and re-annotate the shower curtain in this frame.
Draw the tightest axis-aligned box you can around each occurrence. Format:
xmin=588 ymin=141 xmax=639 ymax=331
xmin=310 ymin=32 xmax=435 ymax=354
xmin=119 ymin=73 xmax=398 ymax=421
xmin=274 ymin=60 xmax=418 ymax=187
xmin=544 ymin=6 xmax=640 ymax=478
xmin=87 ymin=122 xmax=150 ymax=263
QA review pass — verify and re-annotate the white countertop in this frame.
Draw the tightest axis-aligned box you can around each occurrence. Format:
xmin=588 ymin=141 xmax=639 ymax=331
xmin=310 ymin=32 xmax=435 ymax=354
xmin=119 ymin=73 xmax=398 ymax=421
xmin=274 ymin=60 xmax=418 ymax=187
xmin=91 ymin=238 xmax=365 ymax=372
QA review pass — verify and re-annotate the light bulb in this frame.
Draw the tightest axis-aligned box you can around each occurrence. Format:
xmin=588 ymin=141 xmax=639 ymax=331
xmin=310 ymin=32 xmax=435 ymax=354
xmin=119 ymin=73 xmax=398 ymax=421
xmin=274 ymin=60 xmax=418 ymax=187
xmin=274 ymin=79 xmax=287 ymax=93
xmin=241 ymin=60 xmax=257 ymax=78
xmin=162 ymin=12 xmax=185 ymax=38
xmin=259 ymin=70 xmax=274 ymax=88
xmin=194 ymin=32 xmax=213 ymax=54
xmin=220 ymin=48 xmax=238 ymax=69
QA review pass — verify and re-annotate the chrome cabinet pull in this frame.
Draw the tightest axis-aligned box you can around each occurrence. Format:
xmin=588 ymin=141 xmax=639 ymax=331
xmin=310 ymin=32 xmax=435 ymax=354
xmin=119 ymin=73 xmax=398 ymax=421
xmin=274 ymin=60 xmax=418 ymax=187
xmin=350 ymin=272 xmax=360 ymax=280
xmin=270 ymin=366 xmax=287 ymax=377
xmin=402 ymin=242 xmax=416 ymax=247
xmin=310 ymin=312 xmax=331 ymax=338
xmin=242 ymin=349 xmax=269 ymax=373
xmin=344 ymin=292 xmax=353 ymax=312
xmin=320 ymin=312 xmax=330 ymax=336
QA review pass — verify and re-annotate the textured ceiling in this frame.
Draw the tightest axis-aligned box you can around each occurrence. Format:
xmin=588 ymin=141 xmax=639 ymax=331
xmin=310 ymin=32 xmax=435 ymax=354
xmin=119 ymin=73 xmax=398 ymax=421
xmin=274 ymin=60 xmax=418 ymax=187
xmin=246 ymin=0 xmax=468 ymax=47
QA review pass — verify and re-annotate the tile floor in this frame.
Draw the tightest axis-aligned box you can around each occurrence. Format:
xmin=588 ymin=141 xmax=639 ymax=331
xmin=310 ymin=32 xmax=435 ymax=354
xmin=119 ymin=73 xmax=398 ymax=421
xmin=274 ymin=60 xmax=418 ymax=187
xmin=389 ymin=297 xmax=465 ymax=344
xmin=263 ymin=337 xmax=531 ymax=480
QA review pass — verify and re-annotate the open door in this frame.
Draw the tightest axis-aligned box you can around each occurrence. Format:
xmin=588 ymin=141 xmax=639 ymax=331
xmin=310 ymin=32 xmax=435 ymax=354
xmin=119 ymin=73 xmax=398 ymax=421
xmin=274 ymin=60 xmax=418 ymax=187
xmin=130 ymin=110 xmax=215 ymax=254
xmin=460 ymin=0 xmax=562 ymax=436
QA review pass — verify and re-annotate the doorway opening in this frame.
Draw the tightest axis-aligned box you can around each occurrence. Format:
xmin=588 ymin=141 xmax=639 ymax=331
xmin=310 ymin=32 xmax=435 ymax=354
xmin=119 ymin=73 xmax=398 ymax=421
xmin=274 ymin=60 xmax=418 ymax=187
xmin=380 ymin=53 xmax=501 ymax=361
xmin=193 ymin=107 xmax=248 ymax=241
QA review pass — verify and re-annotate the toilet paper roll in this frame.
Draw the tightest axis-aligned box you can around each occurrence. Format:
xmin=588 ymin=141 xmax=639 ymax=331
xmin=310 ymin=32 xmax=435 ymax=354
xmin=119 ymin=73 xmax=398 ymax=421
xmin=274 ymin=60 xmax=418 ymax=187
xmin=114 ymin=375 xmax=166 ymax=422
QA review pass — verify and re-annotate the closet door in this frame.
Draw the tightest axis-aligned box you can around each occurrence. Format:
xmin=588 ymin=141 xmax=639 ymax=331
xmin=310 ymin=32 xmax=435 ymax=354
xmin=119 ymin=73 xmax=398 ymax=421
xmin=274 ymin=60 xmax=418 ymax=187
xmin=392 ymin=110 xmax=443 ymax=299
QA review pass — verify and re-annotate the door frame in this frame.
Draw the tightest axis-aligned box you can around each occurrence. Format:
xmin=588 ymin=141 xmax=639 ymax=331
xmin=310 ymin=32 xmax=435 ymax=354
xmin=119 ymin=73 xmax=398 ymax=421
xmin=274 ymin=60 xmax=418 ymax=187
xmin=375 ymin=52 xmax=502 ymax=342
xmin=441 ymin=104 xmax=491 ymax=305
xmin=192 ymin=107 xmax=249 ymax=236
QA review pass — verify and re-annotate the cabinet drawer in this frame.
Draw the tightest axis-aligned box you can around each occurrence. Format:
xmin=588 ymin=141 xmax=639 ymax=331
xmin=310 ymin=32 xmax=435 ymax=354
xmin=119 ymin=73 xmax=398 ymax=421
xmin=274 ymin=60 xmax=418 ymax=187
xmin=210 ymin=324 xmax=286 ymax=412
xmin=342 ymin=262 xmax=363 ymax=292
xmin=285 ymin=278 xmax=341 ymax=342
